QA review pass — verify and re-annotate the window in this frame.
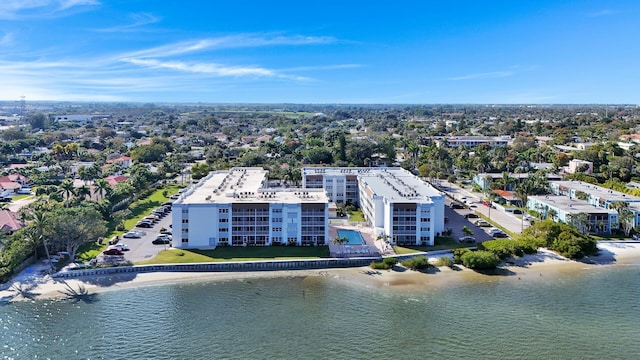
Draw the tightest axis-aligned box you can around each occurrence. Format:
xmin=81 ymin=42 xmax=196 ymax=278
xmin=182 ymin=237 xmax=188 ymax=243
xmin=273 ymin=208 xmax=282 ymax=213
xmin=182 ymin=228 xmax=189 ymax=233
xmin=421 ymin=218 xmax=430 ymax=222
xmin=272 ymin=227 xmax=282 ymax=232
xmin=220 ymin=218 xmax=228 ymax=223
xmin=182 ymin=219 xmax=189 ymax=224
xmin=219 ymin=237 xmax=228 ymax=243
xmin=272 ymin=217 xmax=282 ymax=223
xmin=219 ymin=208 xmax=229 ymax=213
xmin=220 ymin=228 xmax=228 ymax=232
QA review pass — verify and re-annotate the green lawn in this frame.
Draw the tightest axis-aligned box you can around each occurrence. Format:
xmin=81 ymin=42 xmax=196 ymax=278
xmin=393 ymin=236 xmax=473 ymax=254
xmin=137 ymin=246 xmax=330 ymax=264
xmin=11 ymin=194 xmax=33 ymax=201
xmin=77 ymin=184 xmax=184 ymax=261
xmin=348 ymin=209 xmax=365 ymax=222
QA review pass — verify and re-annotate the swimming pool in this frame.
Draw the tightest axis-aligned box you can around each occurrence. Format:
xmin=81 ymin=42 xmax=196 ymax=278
xmin=337 ymin=230 xmax=365 ymax=245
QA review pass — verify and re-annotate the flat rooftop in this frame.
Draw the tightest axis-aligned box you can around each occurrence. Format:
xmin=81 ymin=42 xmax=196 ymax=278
xmin=303 ymin=167 xmax=442 ymax=202
xmin=551 ymin=181 xmax=640 ymax=203
xmin=530 ymin=195 xmax=617 ymax=214
xmin=178 ymin=167 xmax=328 ymax=205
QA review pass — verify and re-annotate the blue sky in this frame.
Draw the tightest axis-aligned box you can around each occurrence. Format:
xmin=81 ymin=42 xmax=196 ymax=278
xmin=0 ymin=0 xmax=638 ymax=103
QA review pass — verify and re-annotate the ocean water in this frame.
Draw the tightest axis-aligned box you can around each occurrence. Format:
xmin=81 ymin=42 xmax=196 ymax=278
xmin=1 ymin=265 xmax=640 ymax=360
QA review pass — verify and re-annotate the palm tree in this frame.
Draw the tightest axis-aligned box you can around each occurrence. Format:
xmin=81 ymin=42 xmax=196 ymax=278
xmin=58 ymin=180 xmax=75 ymax=204
xmin=93 ymin=178 xmax=111 ymax=200
xmin=21 ymin=210 xmax=52 ymax=267
xmin=618 ymin=208 xmax=634 ymax=236
xmin=546 ymin=208 xmax=558 ymax=221
xmin=76 ymin=185 xmax=91 ymax=201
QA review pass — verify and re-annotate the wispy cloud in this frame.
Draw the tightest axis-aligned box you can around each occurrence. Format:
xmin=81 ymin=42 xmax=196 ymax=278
xmin=0 ymin=32 xmax=13 ymax=46
xmin=587 ymin=9 xmax=616 ymax=17
xmin=93 ymin=12 xmax=161 ymax=33
xmin=119 ymin=34 xmax=337 ymax=59
xmin=448 ymin=66 xmax=536 ymax=81
xmin=282 ymin=64 xmax=363 ymax=72
xmin=0 ymin=0 xmax=99 ymax=19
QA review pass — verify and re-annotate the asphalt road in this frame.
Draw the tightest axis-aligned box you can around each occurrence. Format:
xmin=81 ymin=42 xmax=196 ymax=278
xmin=437 ymin=179 xmax=530 ymax=235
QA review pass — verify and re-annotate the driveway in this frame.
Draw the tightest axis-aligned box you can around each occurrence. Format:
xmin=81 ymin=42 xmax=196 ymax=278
xmin=438 ymin=180 xmax=529 ymax=235
xmin=444 ymin=200 xmax=493 ymax=243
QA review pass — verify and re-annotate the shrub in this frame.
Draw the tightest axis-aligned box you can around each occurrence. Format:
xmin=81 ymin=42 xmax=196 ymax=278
xmin=434 ymin=256 xmax=454 ymax=267
xmin=382 ymin=257 xmax=398 ymax=266
xmin=401 ymin=256 xmax=431 ymax=270
xmin=479 ymin=239 xmax=519 ymax=259
xmin=370 ymin=261 xmax=392 ymax=270
xmin=452 ymin=248 xmax=470 ymax=264
xmin=460 ymin=250 xmax=501 ymax=270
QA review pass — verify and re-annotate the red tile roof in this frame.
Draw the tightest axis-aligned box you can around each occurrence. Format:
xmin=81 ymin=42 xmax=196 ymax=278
xmin=0 ymin=210 xmax=24 ymax=233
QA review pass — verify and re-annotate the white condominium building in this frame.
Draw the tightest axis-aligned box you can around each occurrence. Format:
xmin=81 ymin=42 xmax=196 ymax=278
xmin=172 ymin=168 xmax=328 ymax=249
xmin=302 ymin=167 xmax=445 ymax=246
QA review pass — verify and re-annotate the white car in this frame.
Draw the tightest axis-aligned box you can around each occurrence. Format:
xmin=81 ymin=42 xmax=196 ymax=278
xmin=123 ymin=231 xmax=143 ymax=239
xmin=108 ymin=244 xmax=130 ymax=251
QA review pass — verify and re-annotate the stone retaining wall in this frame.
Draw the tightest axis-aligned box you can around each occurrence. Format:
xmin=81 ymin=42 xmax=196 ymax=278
xmin=53 ymin=257 xmax=380 ymax=279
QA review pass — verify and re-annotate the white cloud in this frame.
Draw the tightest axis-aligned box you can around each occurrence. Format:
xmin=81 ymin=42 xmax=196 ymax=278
xmin=448 ymin=66 xmax=536 ymax=81
xmin=0 ymin=0 xmax=99 ymax=19
xmin=93 ymin=12 xmax=161 ymax=33
xmin=119 ymin=34 xmax=337 ymax=59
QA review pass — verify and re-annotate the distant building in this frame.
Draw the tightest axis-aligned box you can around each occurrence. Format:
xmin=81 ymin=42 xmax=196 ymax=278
xmin=106 ymin=156 xmax=133 ymax=168
xmin=55 ymin=115 xmax=92 ymax=123
xmin=473 ymin=172 xmax=562 ymax=191
xmin=566 ymin=159 xmax=593 ymax=174
xmin=436 ymin=136 xmax=512 ymax=148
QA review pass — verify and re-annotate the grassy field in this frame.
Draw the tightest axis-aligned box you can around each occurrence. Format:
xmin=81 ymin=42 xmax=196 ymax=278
xmin=348 ymin=209 xmax=365 ymax=222
xmin=77 ymin=184 xmax=183 ymax=261
xmin=11 ymin=194 xmax=33 ymax=201
xmin=392 ymin=236 xmax=473 ymax=255
xmin=137 ymin=246 xmax=330 ymax=264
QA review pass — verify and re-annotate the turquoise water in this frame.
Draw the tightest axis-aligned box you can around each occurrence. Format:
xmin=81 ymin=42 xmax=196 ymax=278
xmin=1 ymin=265 xmax=640 ymax=359
xmin=338 ymin=229 xmax=365 ymax=245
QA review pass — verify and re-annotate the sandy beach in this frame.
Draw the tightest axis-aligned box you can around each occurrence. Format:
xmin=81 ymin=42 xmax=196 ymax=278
xmin=2 ymin=242 xmax=640 ymax=302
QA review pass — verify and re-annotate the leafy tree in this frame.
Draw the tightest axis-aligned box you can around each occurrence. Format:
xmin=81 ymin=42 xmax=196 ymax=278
xmin=46 ymin=207 xmax=107 ymax=260
xmin=28 ymin=112 xmax=48 ymax=130
xmin=191 ymin=163 xmax=211 ymax=180
xmin=130 ymin=144 xmax=168 ymax=163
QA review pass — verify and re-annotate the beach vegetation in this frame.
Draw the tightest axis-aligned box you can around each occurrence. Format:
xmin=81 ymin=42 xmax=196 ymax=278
xmin=370 ymin=257 xmax=398 ymax=270
xmin=433 ymin=256 xmax=454 ymax=267
xmin=452 ymin=248 xmax=470 ymax=264
xmin=400 ymin=256 xmax=431 ymax=270
xmin=521 ymin=219 xmax=598 ymax=259
xmin=460 ymin=250 xmax=500 ymax=270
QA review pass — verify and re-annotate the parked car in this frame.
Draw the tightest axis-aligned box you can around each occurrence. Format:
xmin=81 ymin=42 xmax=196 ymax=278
xmin=160 ymin=229 xmax=172 ymax=235
xmin=103 ymin=248 xmax=123 ymax=256
xmin=0 ymin=197 xmax=12 ymax=202
xmin=152 ymin=236 xmax=171 ymax=245
xmin=169 ymin=195 xmax=179 ymax=200
xmin=458 ymin=236 xmax=476 ymax=244
xmin=162 ymin=201 xmax=173 ymax=206
xmin=450 ymin=202 xmax=465 ymax=209
xmin=464 ymin=213 xmax=479 ymax=219
xmin=136 ymin=221 xmax=153 ymax=228
xmin=475 ymin=219 xmax=491 ymax=227
xmin=123 ymin=231 xmax=143 ymax=238
xmin=513 ymin=209 xmax=523 ymax=215
xmin=108 ymin=244 xmax=129 ymax=251
xmin=493 ymin=232 xmax=509 ymax=238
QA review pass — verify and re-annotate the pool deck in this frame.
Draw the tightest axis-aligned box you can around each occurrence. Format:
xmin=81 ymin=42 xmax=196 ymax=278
xmin=328 ymin=221 xmax=387 ymax=258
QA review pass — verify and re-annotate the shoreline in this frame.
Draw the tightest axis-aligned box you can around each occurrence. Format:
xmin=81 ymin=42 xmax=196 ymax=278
xmin=2 ymin=242 xmax=640 ymax=302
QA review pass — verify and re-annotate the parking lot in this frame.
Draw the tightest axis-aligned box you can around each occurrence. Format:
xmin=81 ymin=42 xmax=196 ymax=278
xmin=98 ymin=205 xmax=174 ymax=265
xmin=445 ymin=199 xmax=494 ymax=244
